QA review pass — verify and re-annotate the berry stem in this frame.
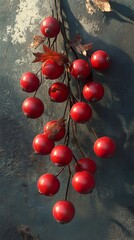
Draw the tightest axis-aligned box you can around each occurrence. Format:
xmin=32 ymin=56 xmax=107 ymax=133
xmin=57 ymin=0 xmax=70 ymax=55
xmin=51 ymin=8 xmax=54 ymax=17
xmin=33 ymin=71 xmax=43 ymax=97
xmin=56 ymin=166 xmax=66 ymax=177
xmin=76 ymin=80 xmax=82 ymax=101
xmin=67 ymin=75 xmax=79 ymax=103
xmin=63 ymin=97 xmax=69 ymax=119
xmin=64 ymin=114 xmax=71 ymax=146
xmin=90 ymin=127 xmax=99 ymax=139
xmin=71 ymin=120 xmax=86 ymax=158
xmin=69 ymin=86 xmax=79 ymax=103
xmin=62 ymin=71 xmax=67 ymax=83
xmin=35 ymin=68 xmax=41 ymax=75
xmin=50 ymin=37 xmax=57 ymax=49
xmin=54 ymin=0 xmax=59 ymax=20
xmin=48 ymin=38 xmax=51 ymax=48
xmin=65 ymin=164 xmax=71 ymax=201
xmin=73 ymin=154 xmax=79 ymax=165
xmin=69 ymin=45 xmax=79 ymax=59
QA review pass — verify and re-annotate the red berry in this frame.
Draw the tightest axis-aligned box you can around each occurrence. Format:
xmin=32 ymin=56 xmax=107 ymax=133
xmin=75 ymin=158 xmax=97 ymax=174
xmin=33 ymin=133 xmax=55 ymax=155
xmin=90 ymin=50 xmax=111 ymax=71
xmin=44 ymin=120 xmax=65 ymax=142
xmin=40 ymin=16 xmax=60 ymax=38
xmin=50 ymin=145 xmax=72 ymax=166
xmin=94 ymin=136 xmax=116 ymax=158
xmin=52 ymin=200 xmax=75 ymax=224
xmin=49 ymin=82 xmax=69 ymax=102
xmin=42 ymin=60 xmax=64 ymax=80
xmin=22 ymin=97 xmax=44 ymax=119
xmin=83 ymin=82 xmax=104 ymax=102
xmin=20 ymin=72 xmax=40 ymax=93
xmin=70 ymin=102 xmax=92 ymax=123
xmin=37 ymin=173 xmax=60 ymax=196
xmin=69 ymin=59 xmax=91 ymax=80
xmin=72 ymin=170 xmax=95 ymax=194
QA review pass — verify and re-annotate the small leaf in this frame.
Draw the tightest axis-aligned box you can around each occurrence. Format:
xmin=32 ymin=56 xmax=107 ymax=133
xmin=33 ymin=45 xmax=68 ymax=66
xmin=70 ymin=34 xmax=92 ymax=56
xmin=29 ymin=35 xmax=45 ymax=49
xmin=85 ymin=0 xmax=112 ymax=13
xmin=17 ymin=225 xmax=39 ymax=240
xmin=82 ymin=43 xmax=93 ymax=56
xmin=94 ymin=0 xmax=112 ymax=12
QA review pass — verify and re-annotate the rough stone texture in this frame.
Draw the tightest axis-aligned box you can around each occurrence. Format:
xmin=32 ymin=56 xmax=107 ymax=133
xmin=0 ymin=0 xmax=134 ymax=239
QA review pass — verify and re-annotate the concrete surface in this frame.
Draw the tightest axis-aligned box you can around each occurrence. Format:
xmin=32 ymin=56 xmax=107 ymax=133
xmin=0 ymin=0 xmax=134 ymax=239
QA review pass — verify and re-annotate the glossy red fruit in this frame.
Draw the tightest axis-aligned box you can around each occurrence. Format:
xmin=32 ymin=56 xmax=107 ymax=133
xmin=75 ymin=158 xmax=97 ymax=174
xmin=33 ymin=133 xmax=55 ymax=155
xmin=42 ymin=60 xmax=64 ymax=79
xmin=22 ymin=97 xmax=44 ymax=119
xmin=50 ymin=145 xmax=72 ymax=166
xmin=90 ymin=50 xmax=111 ymax=71
xmin=20 ymin=72 xmax=40 ymax=93
xmin=49 ymin=82 xmax=69 ymax=102
xmin=72 ymin=170 xmax=95 ymax=194
xmin=40 ymin=16 xmax=60 ymax=38
xmin=69 ymin=59 xmax=91 ymax=80
xmin=70 ymin=102 xmax=92 ymax=123
xmin=44 ymin=120 xmax=65 ymax=142
xmin=83 ymin=82 xmax=104 ymax=102
xmin=37 ymin=173 xmax=60 ymax=196
xmin=94 ymin=136 xmax=116 ymax=158
xmin=52 ymin=200 xmax=75 ymax=224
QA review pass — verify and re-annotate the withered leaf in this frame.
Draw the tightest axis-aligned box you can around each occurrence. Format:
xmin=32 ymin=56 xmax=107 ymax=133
xmin=85 ymin=0 xmax=112 ymax=13
xmin=17 ymin=225 xmax=39 ymax=240
xmin=70 ymin=34 xmax=92 ymax=56
xmin=33 ymin=45 xmax=68 ymax=66
xmin=94 ymin=0 xmax=112 ymax=12
xmin=29 ymin=35 xmax=45 ymax=49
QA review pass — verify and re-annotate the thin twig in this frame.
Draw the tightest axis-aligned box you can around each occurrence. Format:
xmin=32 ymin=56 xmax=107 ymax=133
xmin=64 ymin=114 xmax=71 ymax=146
xmin=63 ymin=98 xmax=69 ymax=119
xmin=71 ymin=120 xmax=86 ymax=157
xmin=73 ymin=154 xmax=79 ymax=165
xmin=33 ymin=70 xmax=43 ymax=97
xmin=69 ymin=46 xmax=79 ymax=59
xmin=50 ymin=37 xmax=57 ymax=49
xmin=54 ymin=0 xmax=59 ymax=20
xmin=57 ymin=0 xmax=70 ymax=55
xmin=62 ymin=71 xmax=67 ymax=83
xmin=91 ymin=127 xmax=99 ymax=139
xmin=76 ymin=80 xmax=82 ymax=101
xmin=56 ymin=166 xmax=66 ymax=177
xmin=35 ymin=68 xmax=41 ymax=75
xmin=48 ymin=38 xmax=51 ymax=48
xmin=65 ymin=165 xmax=71 ymax=200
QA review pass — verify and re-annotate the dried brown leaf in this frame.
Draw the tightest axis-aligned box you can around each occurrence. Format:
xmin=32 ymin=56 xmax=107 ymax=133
xmin=29 ymin=35 xmax=45 ymax=49
xmin=85 ymin=0 xmax=112 ymax=13
xmin=33 ymin=45 xmax=68 ymax=65
xmin=70 ymin=34 xmax=92 ymax=56
xmin=94 ymin=0 xmax=112 ymax=12
xmin=17 ymin=225 xmax=39 ymax=240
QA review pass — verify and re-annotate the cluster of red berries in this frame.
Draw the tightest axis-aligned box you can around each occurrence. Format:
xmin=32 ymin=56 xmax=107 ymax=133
xmin=20 ymin=16 xmax=116 ymax=224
